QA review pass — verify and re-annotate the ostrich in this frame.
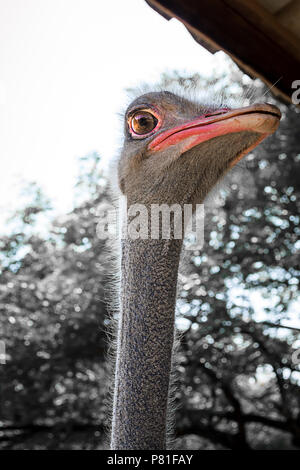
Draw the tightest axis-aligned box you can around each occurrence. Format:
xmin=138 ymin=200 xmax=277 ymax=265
xmin=110 ymin=90 xmax=281 ymax=450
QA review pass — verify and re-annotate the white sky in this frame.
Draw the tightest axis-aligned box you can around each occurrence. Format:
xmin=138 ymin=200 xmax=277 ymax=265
xmin=0 ymin=0 xmax=225 ymax=224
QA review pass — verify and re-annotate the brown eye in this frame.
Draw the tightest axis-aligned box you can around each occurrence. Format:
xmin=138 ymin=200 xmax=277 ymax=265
xmin=131 ymin=111 xmax=158 ymax=135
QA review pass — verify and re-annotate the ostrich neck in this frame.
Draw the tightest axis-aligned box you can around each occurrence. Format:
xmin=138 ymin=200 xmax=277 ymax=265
xmin=111 ymin=237 xmax=182 ymax=450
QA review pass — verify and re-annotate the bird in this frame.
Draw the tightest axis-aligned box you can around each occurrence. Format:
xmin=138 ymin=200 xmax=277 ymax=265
xmin=110 ymin=90 xmax=281 ymax=450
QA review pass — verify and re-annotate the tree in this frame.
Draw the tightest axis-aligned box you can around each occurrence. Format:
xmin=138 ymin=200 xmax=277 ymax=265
xmin=0 ymin=154 xmax=111 ymax=449
xmin=171 ymin=61 xmax=300 ymax=449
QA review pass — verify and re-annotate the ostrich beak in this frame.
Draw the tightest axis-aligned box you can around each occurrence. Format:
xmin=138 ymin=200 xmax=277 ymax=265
xmin=148 ymin=103 xmax=281 ymax=167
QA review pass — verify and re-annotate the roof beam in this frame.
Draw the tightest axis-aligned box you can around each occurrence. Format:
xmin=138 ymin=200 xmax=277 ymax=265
xmin=146 ymin=0 xmax=300 ymax=104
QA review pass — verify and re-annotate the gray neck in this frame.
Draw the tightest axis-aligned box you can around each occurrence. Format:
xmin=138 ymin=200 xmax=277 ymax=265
xmin=110 ymin=237 xmax=182 ymax=450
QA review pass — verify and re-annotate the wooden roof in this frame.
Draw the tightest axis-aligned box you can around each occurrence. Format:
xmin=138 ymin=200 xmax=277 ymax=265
xmin=146 ymin=0 xmax=300 ymax=105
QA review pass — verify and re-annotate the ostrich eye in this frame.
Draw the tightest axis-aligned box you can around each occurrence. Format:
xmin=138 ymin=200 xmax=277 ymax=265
xmin=130 ymin=111 xmax=158 ymax=136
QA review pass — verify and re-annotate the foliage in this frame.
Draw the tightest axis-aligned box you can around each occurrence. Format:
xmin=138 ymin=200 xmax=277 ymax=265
xmin=0 ymin=154 xmax=111 ymax=449
xmin=174 ymin=62 xmax=300 ymax=449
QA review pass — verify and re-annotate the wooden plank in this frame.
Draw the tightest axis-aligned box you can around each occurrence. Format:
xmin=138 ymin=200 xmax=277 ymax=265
xmin=146 ymin=0 xmax=300 ymax=104
xmin=276 ymin=0 xmax=300 ymax=39
xmin=256 ymin=0 xmax=293 ymax=15
xmin=223 ymin=0 xmax=300 ymax=60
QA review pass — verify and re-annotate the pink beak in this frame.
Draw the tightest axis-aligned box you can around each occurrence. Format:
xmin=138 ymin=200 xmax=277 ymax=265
xmin=148 ymin=104 xmax=281 ymax=167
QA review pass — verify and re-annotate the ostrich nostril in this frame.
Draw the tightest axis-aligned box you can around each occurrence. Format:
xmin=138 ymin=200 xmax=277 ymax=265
xmin=204 ymin=108 xmax=230 ymax=118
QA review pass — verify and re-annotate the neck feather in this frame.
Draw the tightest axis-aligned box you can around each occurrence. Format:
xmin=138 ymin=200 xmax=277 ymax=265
xmin=111 ymin=237 xmax=182 ymax=449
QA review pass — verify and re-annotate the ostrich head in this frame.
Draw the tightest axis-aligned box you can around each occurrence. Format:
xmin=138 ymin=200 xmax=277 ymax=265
xmin=118 ymin=91 xmax=281 ymax=206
